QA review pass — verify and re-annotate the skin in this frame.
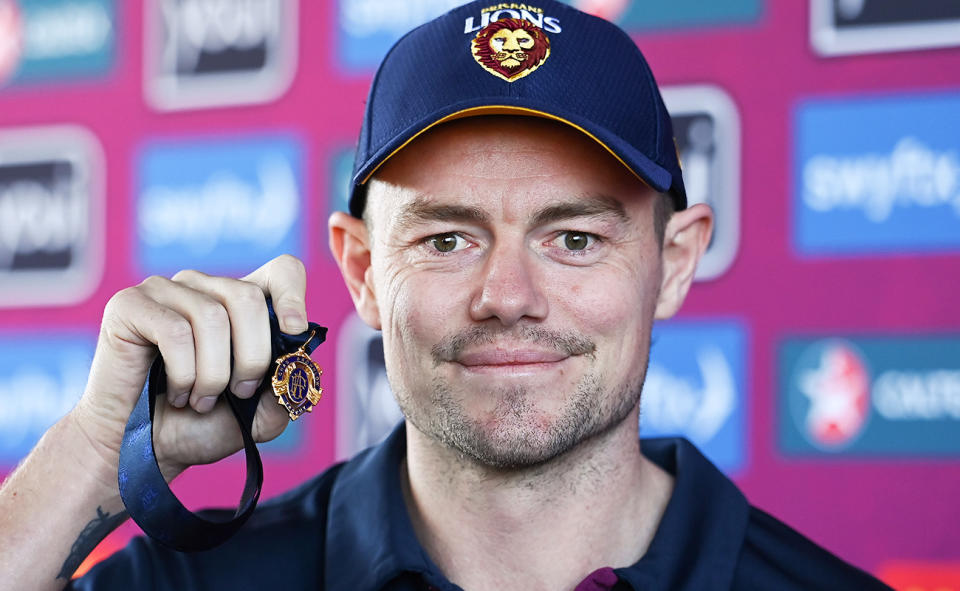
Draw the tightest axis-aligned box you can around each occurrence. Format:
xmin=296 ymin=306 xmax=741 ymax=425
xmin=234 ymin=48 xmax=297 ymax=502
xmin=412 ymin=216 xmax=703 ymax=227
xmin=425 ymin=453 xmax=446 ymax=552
xmin=0 ymin=116 xmax=711 ymax=591
xmin=329 ymin=116 xmax=713 ymax=590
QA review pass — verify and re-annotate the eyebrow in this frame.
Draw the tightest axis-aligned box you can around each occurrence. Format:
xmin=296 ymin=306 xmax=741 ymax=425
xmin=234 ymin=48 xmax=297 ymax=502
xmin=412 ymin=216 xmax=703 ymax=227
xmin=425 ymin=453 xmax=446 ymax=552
xmin=528 ymin=195 xmax=629 ymax=227
xmin=394 ymin=197 xmax=491 ymax=231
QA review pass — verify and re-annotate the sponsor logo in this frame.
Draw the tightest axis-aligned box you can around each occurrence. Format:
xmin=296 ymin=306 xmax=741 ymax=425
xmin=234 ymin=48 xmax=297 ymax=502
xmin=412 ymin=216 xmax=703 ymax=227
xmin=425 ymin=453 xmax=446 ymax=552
xmin=144 ymin=0 xmax=297 ymax=110
xmin=662 ymin=85 xmax=741 ymax=281
xmin=564 ymin=0 xmax=761 ymax=30
xmin=794 ymin=92 xmax=960 ymax=256
xmin=0 ymin=126 xmax=104 ymax=308
xmin=0 ymin=0 xmax=114 ymax=87
xmin=781 ymin=336 xmax=960 ymax=455
xmin=470 ymin=16 xmax=551 ymax=82
xmin=811 ymin=0 xmax=960 ymax=56
xmin=641 ymin=320 xmax=748 ymax=474
xmin=0 ymin=334 xmax=93 ymax=465
xmin=135 ymin=133 xmax=305 ymax=275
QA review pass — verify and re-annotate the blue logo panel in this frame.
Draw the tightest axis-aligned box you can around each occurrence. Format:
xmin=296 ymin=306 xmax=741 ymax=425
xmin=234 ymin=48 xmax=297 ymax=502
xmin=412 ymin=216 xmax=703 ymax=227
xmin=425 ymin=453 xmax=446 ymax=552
xmin=336 ymin=0 xmax=762 ymax=71
xmin=136 ymin=133 xmax=305 ymax=275
xmin=0 ymin=334 xmax=93 ymax=466
xmin=641 ymin=320 xmax=748 ymax=474
xmin=780 ymin=336 xmax=960 ymax=456
xmin=793 ymin=92 xmax=960 ymax=256
xmin=0 ymin=0 xmax=115 ymax=87
xmin=580 ymin=0 xmax=762 ymax=31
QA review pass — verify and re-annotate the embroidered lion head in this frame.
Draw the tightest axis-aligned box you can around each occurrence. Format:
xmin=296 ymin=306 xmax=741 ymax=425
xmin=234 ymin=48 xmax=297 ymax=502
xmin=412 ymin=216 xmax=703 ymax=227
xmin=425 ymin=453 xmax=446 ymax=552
xmin=471 ymin=18 xmax=551 ymax=82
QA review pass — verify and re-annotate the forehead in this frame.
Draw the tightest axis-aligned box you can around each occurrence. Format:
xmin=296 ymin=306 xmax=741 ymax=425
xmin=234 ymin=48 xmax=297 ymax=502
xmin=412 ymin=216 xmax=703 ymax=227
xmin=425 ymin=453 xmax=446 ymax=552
xmin=365 ymin=116 xmax=652 ymax=224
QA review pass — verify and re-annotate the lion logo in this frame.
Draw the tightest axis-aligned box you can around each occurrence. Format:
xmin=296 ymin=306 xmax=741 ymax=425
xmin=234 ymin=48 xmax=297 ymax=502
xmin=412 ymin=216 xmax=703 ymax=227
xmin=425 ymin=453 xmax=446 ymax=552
xmin=471 ymin=18 xmax=551 ymax=82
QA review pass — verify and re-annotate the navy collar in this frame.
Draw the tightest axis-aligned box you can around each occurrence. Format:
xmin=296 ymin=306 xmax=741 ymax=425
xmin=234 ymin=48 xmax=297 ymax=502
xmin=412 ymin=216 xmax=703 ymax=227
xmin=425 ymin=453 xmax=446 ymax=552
xmin=325 ymin=424 xmax=749 ymax=591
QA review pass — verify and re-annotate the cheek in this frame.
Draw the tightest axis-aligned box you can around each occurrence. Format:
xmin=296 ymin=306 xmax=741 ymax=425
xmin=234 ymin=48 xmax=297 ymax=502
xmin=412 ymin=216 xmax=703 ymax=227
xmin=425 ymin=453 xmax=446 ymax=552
xmin=555 ymin=261 xmax=660 ymax=350
xmin=376 ymin=259 xmax=466 ymax=364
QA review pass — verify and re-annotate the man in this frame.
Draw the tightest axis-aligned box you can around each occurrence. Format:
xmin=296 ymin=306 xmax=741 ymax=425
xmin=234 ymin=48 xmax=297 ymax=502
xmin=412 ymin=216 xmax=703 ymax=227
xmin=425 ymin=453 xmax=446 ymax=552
xmin=0 ymin=1 xmax=891 ymax=589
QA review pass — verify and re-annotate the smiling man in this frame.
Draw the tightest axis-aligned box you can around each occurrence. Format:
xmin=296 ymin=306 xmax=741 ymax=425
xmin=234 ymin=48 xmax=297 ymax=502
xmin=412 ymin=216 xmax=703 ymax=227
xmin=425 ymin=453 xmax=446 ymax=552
xmin=0 ymin=1 xmax=892 ymax=590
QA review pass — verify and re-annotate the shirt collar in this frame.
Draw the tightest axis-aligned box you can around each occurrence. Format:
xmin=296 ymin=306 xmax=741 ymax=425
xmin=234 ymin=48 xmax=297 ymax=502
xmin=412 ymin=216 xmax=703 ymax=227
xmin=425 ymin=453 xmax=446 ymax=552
xmin=615 ymin=437 xmax=749 ymax=591
xmin=325 ymin=425 xmax=749 ymax=591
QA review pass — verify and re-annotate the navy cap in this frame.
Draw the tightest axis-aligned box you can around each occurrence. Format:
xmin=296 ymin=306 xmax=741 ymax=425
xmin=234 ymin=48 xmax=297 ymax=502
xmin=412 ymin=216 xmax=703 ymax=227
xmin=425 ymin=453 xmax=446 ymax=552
xmin=349 ymin=0 xmax=686 ymax=217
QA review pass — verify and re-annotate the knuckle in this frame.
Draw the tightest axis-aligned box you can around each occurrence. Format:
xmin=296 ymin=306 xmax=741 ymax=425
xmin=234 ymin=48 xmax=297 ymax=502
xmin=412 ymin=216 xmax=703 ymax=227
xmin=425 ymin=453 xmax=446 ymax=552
xmin=139 ymin=274 xmax=171 ymax=291
xmin=276 ymin=253 xmax=306 ymax=277
xmin=163 ymin=315 xmax=194 ymax=346
xmin=196 ymin=300 xmax=229 ymax=328
xmin=234 ymin=281 xmax=266 ymax=307
xmin=171 ymin=268 xmax=204 ymax=283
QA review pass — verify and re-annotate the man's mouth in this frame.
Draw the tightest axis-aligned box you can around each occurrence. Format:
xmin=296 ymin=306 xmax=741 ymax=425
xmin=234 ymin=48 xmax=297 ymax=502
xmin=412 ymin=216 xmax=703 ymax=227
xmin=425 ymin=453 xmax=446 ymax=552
xmin=453 ymin=348 xmax=569 ymax=374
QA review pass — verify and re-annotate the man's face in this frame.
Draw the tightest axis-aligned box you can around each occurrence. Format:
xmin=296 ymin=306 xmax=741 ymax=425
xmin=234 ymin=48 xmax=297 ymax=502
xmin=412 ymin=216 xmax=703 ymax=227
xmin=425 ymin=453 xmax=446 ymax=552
xmin=363 ymin=117 xmax=665 ymax=468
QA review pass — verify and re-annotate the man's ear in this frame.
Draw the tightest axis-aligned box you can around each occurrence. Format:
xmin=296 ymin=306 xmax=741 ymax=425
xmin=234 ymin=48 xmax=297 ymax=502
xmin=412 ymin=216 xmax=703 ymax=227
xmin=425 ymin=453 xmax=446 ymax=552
xmin=654 ymin=203 xmax=714 ymax=320
xmin=329 ymin=211 xmax=382 ymax=329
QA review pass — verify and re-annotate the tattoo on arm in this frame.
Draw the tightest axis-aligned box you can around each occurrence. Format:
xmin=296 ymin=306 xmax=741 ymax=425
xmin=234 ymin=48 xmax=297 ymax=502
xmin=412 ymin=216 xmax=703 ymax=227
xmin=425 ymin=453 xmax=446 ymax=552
xmin=56 ymin=506 xmax=128 ymax=580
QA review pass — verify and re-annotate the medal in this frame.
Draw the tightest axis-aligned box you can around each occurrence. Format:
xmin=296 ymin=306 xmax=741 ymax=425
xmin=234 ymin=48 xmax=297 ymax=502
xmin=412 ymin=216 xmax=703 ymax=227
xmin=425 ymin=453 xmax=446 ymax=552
xmin=271 ymin=330 xmax=323 ymax=420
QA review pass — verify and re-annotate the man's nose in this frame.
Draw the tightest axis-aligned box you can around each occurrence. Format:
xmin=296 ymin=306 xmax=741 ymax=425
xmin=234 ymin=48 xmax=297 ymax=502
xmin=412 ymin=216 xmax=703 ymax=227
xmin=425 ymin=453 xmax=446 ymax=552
xmin=469 ymin=243 xmax=548 ymax=326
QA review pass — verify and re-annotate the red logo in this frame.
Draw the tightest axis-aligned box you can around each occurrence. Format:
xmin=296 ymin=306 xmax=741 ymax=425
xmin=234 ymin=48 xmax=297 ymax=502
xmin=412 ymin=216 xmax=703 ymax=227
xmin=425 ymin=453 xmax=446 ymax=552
xmin=798 ymin=342 xmax=870 ymax=448
xmin=471 ymin=17 xmax=550 ymax=82
xmin=0 ymin=0 xmax=23 ymax=85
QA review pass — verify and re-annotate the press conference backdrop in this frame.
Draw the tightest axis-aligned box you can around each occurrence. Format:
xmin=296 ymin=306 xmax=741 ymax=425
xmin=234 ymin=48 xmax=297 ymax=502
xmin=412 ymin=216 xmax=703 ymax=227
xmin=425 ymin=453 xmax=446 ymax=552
xmin=0 ymin=0 xmax=958 ymax=585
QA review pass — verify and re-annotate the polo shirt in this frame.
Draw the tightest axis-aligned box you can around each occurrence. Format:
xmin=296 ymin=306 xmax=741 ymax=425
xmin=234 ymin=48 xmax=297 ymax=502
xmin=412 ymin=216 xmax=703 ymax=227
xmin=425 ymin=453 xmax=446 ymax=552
xmin=72 ymin=424 xmax=892 ymax=590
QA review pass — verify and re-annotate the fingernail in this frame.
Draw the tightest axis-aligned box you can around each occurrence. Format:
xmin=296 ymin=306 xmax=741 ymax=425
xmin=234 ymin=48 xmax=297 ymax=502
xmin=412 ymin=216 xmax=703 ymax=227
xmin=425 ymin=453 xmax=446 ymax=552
xmin=283 ymin=313 xmax=306 ymax=333
xmin=195 ymin=395 xmax=218 ymax=413
xmin=233 ymin=379 xmax=259 ymax=398
xmin=173 ymin=393 xmax=189 ymax=408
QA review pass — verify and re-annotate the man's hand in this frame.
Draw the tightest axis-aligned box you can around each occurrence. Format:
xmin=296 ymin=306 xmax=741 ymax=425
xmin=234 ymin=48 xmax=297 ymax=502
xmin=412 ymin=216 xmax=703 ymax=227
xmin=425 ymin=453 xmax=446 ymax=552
xmin=0 ymin=254 xmax=310 ymax=590
xmin=74 ymin=254 xmax=309 ymax=481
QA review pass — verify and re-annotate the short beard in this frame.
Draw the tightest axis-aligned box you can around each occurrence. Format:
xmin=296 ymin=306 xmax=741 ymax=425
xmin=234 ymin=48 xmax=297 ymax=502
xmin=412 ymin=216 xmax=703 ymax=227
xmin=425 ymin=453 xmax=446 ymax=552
xmin=395 ymin=364 xmax=646 ymax=470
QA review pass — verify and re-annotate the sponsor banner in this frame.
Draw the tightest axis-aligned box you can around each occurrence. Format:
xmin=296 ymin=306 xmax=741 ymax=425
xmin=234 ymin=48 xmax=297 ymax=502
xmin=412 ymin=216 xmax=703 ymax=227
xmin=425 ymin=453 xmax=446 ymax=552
xmin=879 ymin=562 xmax=960 ymax=591
xmin=337 ymin=0 xmax=566 ymax=71
xmin=336 ymin=1 xmax=762 ymax=72
xmin=0 ymin=333 xmax=93 ymax=466
xmin=811 ymin=0 xmax=960 ymax=56
xmin=0 ymin=125 xmax=105 ymax=308
xmin=641 ymin=320 xmax=748 ymax=474
xmin=780 ymin=336 xmax=960 ymax=456
xmin=565 ymin=0 xmax=761 ymax=31
xmin=135 ymin=133 xmax=305 ymax=275
xmin=662 ymin=85 xmax=740 ymax=281
xmin=0 ymin=0 xmax=114 ymax=88
xmin=793 ymin=92 xmax=960 ymax=257
xmin=144 ymin=0 xmax=297 ymax=110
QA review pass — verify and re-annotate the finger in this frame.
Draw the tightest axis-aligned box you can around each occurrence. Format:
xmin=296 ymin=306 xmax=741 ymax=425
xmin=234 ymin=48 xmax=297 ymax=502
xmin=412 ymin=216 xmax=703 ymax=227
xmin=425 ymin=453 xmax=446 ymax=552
xmin=242 ymin=254 xmax=308 ymax=335
xmin=172 ymin=270 xmax=271 ymax=399
xmin=102 ymin=286 xmax=198 ymax=409
xmin=138 ymin=276 xmax=231 ymax=413
xmin=251 ymin=385 xmax=293 ymax=443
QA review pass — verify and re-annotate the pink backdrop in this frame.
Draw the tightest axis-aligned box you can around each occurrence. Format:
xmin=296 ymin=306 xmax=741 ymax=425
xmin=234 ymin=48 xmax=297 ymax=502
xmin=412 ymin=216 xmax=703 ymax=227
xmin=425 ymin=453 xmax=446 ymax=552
xmin=1 ymin=0 xmax=958 ymax=586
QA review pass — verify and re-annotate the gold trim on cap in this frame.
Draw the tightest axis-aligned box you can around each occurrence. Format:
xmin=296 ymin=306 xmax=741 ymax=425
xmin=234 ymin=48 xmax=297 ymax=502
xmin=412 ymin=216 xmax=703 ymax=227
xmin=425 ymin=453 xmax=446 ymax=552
xmin=359 ymin=105 xmax=650 ymax=187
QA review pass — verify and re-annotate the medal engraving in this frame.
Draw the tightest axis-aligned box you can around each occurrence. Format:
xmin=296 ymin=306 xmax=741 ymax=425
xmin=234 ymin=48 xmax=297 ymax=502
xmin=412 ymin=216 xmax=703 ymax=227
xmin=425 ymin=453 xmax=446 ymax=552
xmin=272 ymin=332 xmax=323 ymax=420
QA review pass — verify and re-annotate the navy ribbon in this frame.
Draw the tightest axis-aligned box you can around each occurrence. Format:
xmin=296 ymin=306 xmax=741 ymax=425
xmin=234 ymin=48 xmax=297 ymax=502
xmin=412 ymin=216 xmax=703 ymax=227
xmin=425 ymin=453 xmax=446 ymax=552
xmin=118 ymin=300 xmax=326 ymax=552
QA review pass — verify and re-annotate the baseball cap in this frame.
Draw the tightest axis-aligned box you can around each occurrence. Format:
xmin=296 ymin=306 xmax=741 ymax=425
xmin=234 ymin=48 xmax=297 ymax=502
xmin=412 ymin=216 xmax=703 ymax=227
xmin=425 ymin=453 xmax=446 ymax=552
xmin=349 ymin=0 xmax=686 ymax=217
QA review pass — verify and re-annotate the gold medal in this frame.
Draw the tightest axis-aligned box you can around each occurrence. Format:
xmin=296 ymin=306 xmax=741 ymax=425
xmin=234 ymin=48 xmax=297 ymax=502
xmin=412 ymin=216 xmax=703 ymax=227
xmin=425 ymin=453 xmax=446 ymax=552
xmin=271 ymin=330 xmax=323 ymax=421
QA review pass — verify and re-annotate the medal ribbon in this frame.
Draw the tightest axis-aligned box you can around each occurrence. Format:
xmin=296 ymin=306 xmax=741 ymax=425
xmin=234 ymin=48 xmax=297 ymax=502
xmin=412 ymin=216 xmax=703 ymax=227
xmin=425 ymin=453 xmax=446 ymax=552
xmin=118 ymin=299 xmax=326 ymax=552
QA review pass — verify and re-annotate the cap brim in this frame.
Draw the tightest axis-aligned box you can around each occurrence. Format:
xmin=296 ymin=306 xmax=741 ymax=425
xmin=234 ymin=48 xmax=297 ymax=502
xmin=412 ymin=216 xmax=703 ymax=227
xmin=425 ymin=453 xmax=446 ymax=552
xmin=354 ymin=104 xmax=674 ymax=195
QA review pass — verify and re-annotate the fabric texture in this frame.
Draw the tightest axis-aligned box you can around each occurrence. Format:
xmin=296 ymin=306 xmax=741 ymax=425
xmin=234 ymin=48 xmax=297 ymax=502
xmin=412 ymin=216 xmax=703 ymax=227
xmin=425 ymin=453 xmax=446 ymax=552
xmin=72 ymin=424 xmax=892 ymax=591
